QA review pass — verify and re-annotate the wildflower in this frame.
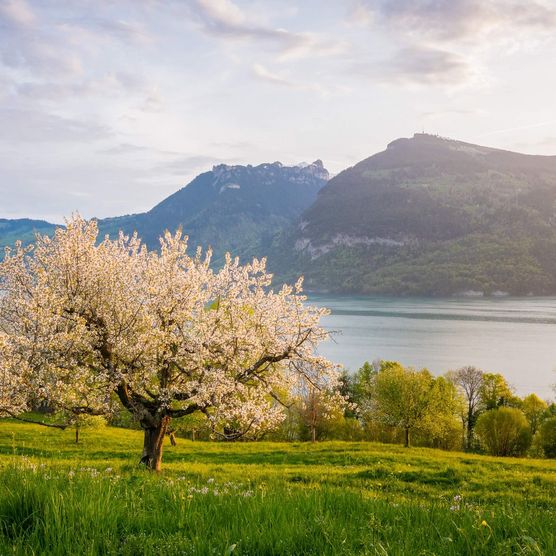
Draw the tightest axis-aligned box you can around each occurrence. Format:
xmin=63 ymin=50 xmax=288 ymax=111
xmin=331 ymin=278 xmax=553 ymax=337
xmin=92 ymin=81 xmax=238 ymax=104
xmin=207 ymin=478 xmax=215 ymax=484
xmin=481 ymin=520 xmax=488 ymax=527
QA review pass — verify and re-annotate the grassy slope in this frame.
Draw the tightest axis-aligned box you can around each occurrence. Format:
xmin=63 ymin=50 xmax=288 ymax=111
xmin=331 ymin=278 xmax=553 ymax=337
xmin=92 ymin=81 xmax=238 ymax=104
xmin=0 ymin=421 xmax=555 ymax=555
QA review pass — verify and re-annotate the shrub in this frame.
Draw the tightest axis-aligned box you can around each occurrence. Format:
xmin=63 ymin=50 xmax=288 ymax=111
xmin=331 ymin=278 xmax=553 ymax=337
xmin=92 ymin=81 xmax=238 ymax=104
xmin=539 ymin=417 xmax=556 ymax=458
xmin=475 ymin=407 xmax=531 ymax=456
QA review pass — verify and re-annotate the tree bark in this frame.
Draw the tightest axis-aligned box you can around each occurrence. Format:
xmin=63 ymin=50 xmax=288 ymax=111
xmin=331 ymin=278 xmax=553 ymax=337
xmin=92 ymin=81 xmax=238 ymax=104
xmin=404 ymin=427 xmax=410 ymax=448
xmin=75 ymin=425 xmax=79 ymax=444
xmin=466 ymin=405 xmax=475 ymax=450
xmin=141 ymin=416 xmax=170 ymax=471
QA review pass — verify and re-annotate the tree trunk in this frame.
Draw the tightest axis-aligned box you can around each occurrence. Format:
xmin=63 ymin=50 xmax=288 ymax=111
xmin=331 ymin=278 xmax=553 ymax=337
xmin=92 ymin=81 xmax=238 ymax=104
xmin=141 ymin=416 xmax=170 ymax=471
xmin=404 ymin=427 xmax=410 ymax=448
xmin=466 ymin=405 xmax=474 ymax=450
xmin=311 ymin=424 xmax=316 ymax=443
xmin=75 ymin=425 xmax=79 ymax=444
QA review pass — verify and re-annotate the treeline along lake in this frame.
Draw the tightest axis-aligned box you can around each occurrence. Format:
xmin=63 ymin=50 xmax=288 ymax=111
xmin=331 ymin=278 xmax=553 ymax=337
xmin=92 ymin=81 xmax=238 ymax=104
xmin=311 ymin=295 xmax=556 ymax=399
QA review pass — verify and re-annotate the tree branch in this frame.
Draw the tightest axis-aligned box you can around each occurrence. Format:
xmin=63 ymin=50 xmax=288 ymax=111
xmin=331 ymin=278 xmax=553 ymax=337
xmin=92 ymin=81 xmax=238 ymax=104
xmin=0 ymin=409 xmax=68 ymax=430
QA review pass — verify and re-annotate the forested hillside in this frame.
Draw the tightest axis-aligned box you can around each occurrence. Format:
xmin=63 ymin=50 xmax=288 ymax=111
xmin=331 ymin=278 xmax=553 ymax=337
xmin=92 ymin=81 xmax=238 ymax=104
xmin=276 ymin=134 xmax=556 ymax=295
xmin=98 ymin=160 xmax=328 ymax=264
xmin=0 ymin=219 xmax=56 ymax=251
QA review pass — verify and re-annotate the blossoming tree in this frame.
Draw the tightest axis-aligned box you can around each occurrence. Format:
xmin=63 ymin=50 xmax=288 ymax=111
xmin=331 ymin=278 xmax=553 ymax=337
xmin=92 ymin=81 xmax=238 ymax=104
xmin=0 ymin=216 xmax=340 ymax=470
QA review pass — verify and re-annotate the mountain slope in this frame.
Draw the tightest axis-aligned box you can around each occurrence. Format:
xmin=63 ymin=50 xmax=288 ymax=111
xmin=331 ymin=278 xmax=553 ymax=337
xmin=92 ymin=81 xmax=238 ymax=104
xmin=0 ymin=161 xmax=328 ymax=265
xmin=0 ymin=219 xmax=57 ymax=251
xmin=98 ymin=160 xmax=328 ymax=263
xmin=275 ymin=134 xmax=556 ymax=295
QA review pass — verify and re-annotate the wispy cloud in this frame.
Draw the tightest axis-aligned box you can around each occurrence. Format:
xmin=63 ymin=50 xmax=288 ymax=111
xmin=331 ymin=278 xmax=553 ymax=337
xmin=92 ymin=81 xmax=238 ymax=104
xmin=347 ymin=0 xmax=556 ymax=86
xmin=189 ymin=0 xmax=346 ymax=59
xmin=350 ymin=0 xmax=556 ymax=42
xmin=350 ymin=46 xmax=473 ymax=86
xmin=252 ymin=63 xmax=297 ymax=87
xmin=0 ymin=108 xmax=111 ymax=142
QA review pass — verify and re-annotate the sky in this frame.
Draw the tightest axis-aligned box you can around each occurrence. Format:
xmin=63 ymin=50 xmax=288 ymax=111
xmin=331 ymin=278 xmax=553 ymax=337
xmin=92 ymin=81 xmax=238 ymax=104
xmin=1 ymin=0 xmax=556 ymax=223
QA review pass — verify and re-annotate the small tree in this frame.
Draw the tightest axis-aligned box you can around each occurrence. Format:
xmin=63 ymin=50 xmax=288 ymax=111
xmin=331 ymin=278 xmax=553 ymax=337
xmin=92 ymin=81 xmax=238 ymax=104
xmin=421 ymin=376 xmax=465 ymax=451
xmin=449 ymin=366 xmax=484 ymax=449
xmin=0 ymin=217 xmax=340 ymax=470
xmin=373 ymin=363 xmax=436 ymax=448
xmin=480 ymin=373 xmax=515 ymax=409
xmin=295 ymin=362 xmax=347 ymax=442
xmin=522 ymin=393 xmax=548 ymax=435
xmin=475 ymin=407 xmax=531 ymax=457
xmin=539 ymin=417 xmax=556 ymax=458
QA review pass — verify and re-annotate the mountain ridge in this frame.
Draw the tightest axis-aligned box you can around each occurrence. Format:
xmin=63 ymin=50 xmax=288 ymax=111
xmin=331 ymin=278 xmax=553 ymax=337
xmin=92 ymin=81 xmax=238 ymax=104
xmin=273 ymin=133 xmax=556 ymax=295
xmin=4 ymin=134 xmax=556 ymax=296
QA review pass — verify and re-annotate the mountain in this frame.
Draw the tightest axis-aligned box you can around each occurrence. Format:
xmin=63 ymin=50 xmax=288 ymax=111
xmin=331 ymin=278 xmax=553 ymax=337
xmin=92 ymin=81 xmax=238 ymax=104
xmin=0 ymin=161 xmax=329 ymax=264
xmin=0 ymin=219 xmax=57 ymax=252
xmin=5 ymin=136 xmax=556 ymax=296
xmin=98 ymin=160 xmax=328 ymax=263
xmin=273 ymin=134 xmax=556 ymax=296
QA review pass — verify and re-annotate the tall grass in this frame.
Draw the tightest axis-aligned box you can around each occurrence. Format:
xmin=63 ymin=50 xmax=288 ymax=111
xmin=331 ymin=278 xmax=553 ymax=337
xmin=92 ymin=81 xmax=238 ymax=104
xmin=0 ymin=422 xmax=555 ymax=555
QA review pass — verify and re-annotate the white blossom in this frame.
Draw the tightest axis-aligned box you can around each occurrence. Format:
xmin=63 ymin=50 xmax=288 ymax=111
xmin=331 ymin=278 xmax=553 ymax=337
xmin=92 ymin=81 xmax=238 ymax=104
xmin=0 ymin=215 xmax=341 ymax=468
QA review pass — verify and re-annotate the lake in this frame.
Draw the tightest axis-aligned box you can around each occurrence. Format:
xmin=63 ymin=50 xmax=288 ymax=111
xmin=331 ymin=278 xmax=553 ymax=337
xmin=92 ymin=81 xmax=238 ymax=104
xmin=310 ymin=295 xmax=556 ymax=399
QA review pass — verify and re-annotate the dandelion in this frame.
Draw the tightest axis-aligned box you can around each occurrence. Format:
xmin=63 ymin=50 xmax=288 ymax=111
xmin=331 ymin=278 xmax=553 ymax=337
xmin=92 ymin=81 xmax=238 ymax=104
xmin=481 ymin=520 xmax=488 ymax=527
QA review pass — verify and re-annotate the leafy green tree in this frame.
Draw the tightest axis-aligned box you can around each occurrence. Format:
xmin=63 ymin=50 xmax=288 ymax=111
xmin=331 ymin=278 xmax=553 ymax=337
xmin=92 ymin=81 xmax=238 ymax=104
xmin=350 ymin=360 xmax=379 ymax=414
xmin=539 ymin=417 xmax=556 ymax=458
xmin=475 ymin=407 xmax=531 ymax=457
xmin=480 ymin=373 xmax=515 ymax=410
xmin=421 ymin=376 xmax=465 ymax=450
xmin=373 ymin=363 xmax=436 ymax=448
xmin=449 ymin=366 xmax=484 ymax=450
xmin=522 ymin=394 xmax=548 ymax=435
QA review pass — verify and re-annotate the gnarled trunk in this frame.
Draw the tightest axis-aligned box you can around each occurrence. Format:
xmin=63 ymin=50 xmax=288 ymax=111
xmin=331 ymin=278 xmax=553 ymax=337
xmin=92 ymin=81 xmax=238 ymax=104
xmin=141 ymin=416 xmax=170 ymax=471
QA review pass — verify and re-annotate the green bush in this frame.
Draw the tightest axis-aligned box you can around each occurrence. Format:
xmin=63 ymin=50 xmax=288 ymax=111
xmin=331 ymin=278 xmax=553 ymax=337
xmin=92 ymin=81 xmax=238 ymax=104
xmin=475 ymin=407 xmax=532 ymax=457
xmin=539 ymin=417 xmax=556 ymax=458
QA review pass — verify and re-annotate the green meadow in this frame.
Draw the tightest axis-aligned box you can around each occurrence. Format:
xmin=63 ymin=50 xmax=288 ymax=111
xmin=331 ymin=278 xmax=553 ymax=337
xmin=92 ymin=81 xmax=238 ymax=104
xmin=0 ymin=421 xmax=555 ymax=555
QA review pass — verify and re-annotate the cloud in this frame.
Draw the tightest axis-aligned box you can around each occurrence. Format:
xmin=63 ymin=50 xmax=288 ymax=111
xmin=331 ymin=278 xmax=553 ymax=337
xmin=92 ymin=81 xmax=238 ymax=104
xmin=419 ymin=108 xmax=483 ymax=119
xmin=350 ymin=0 xmax=556 ymax=42
xmin=0 ymin=1 xmax=83 ymax=78
xmin=154 ymin=154 xmax=228 ymax=176
xmin=386 ymin=46 xmax=471 ymax=84
xmin=62 ymin=17 xmax=151 ymax=44
xmin=252 ymin=63 xmax=296 ymax=87
xmin=15 ymin=72 xmax=150 ymax=100
xmin=251 ymin=63 xmax=347 ymax=96
xmin=189 ymin=0 xmax=346 ymax=59
xmin=345 ymin=0 xmax=556 ymax=86
xmin=0 ymin=108 xmax=111 ymax=142
xmin=352 ymin=46 xmax=472 ymax=85
xmin=0 ymin=0 xmax=35 ymax=28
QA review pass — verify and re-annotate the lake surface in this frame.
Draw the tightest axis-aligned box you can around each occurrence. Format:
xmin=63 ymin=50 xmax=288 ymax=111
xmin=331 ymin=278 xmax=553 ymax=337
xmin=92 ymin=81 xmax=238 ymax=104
xmin=309 ymin=295 xmax=556 ymax=399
